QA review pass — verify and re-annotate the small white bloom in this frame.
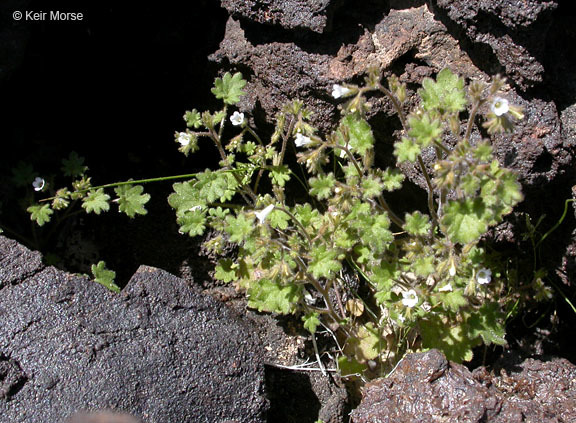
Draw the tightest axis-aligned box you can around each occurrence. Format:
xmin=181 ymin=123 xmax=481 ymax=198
xmin=397 ymin=314 xmax=406 ymax=323
xmin=230 ymin=111 xmax=245 ymax=126
xmin=331 ymin=84 xmax=352 ymax=99
xmin=401 ymin=289 xmax=418 ymax=308
xmin=476 ymin=268 xmax=492 ymax=285
xmin=255 ymin=204 xmax=275 ymax=224
xmin=294 ymin=132 xmax=312 ymax=147
xmin=177 ymin=132 xmax=192 ymax=146
xmin=32 ymin=177 xmax=45 ymax=192
xmin=439 ymin=283 xmax=453 ymax=292
xmin=449 ymin=263 xmax=457 ymax=277
xmin=491 ymin=97 xmax=509 ymax=117
xmin=188 ymin=205 xmax=203 ymax=212
xmin=304 ymin=290 xmax=315 ymax=305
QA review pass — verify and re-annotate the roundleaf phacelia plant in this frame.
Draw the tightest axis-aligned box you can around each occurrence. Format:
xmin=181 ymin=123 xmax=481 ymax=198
xmin=166 ymin=68 xmax=525 ymax=376
xmin=27 ymin=68 xmax=529 ymax=379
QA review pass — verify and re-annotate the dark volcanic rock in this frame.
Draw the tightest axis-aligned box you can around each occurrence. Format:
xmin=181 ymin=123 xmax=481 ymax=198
xmin=211 ymin=16 xmax=338 ymax=134
xmin=494 ymin=95 xmax=567 ymax=189
xmin=220 ymin=0 xmax=337 ymax=33
xmin=210 ymin=5 xmax=484 ymax=134
xmin=0 ymin=236 xmax=268 ymax=423
xmin=434 ymin=0 xmax=558 ymax=90
xmin=351 ymin=349 xmax=576 ymax=423
xmin=0 ymin=236 xmax=43 ymax=288
xmin=66 ymin=412 xmax=142 ymax=423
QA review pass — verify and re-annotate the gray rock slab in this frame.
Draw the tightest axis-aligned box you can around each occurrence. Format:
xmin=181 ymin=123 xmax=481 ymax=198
xmin=0 ymin=236 xmax=268 ymax=423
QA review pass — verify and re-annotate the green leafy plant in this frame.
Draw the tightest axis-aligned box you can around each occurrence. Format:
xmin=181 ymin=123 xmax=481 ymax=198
xmin=28 ymin=68 xmax=535 ymax=379
xmin=91 ymin=261 xmax=120 ymax=293
xmin=164 ymin=68 xmax=526 ymax=375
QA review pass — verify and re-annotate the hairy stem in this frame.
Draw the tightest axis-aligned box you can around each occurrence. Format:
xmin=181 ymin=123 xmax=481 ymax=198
xmin=275 ymin=206 xmax=313 ymax=245
xmin=210 ymin=129 xmax=258 ymax=204
xmin=279 ymin=115 xmax=296 ymax=165
xmin=417 ymin=155 xmax=439 ymax=224
xmin=246 ymin=126 xmax=264 ymax=146
xmin=464 ymin=100 xmax=481 ymax=142
xmin=377 ymin=84 xmax=407 ymax=131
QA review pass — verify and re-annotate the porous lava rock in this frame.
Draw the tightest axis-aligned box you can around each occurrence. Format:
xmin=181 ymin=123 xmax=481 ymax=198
xmin=0 ymin=236 xmax=268 ymax=423
xmin=0 ymin=237 xmax=43 ymax=287
xmin=66 ymin=412 xmax=142 ymax=423
xmin=351 ymin=349 xmax=576 ymax=423
xmin=433 ymin=0 xmax=558 ymax=90
xmin=220 ymin=0 xmax=338 ymax=33
xmin=210 ymin=0 xmax=574 ymax=190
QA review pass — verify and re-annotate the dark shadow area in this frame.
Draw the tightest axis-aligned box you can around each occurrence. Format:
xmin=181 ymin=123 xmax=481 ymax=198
xmin=0 ymin=0 xmax=229 ymax=284
xmin=265 ymin=365 xmax=322 ymax=423
xmin=0 ymin=354 xmax=28 ymax=400
xmin=543 ymin=0 xmax=576 ymax=110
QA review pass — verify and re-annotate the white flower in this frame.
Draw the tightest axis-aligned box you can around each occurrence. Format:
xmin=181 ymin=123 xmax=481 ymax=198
xmin=401 ymin=289 xmax=418 ymax=308
xmin=439 ymin=283 xmax=453 ymax=292
xmin=304 ymin=290 xmax=316 ymax=305
xmin=294 ymin=132 xmax=312 ymax=147
xmin=32 ymin=177 xmax=45 ymax=192
xmin=476 ymin=268 xmax=492 ymax=285
xmin=255 ymin=204 xmax=274 ymax=224
xmin=177 ymin=132 xmax=192 ymax=146
xmin=331 ymin=84 xmax=352 ymax=99
xmin=491 ymin=97 xmax=509 ymax=117
xmin=230 ymin=111 xmax=245 ymax=126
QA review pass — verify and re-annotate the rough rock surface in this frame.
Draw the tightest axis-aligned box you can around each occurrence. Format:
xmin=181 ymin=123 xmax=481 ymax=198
xmin=0 ymin=237 xmax=43 ymax=288
xmin=66 ymin=412 xmax=142 ymax=423
xmin=436 ymin=0 xmax=558 ymax=90
xmin=210 ymin=2 xmax=484 ymax=135
xmin=434 ymin=0 xmax=558 ymax=90
xmin=0 ymin=236 xmax=268 ymax=423
xmin=351 ymin=349 xmax=576 ymax=423
xmin=210 ymin=0 xmax=574 ymax=190
xmin=220 ymin=0 xmax=337 ymax=33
